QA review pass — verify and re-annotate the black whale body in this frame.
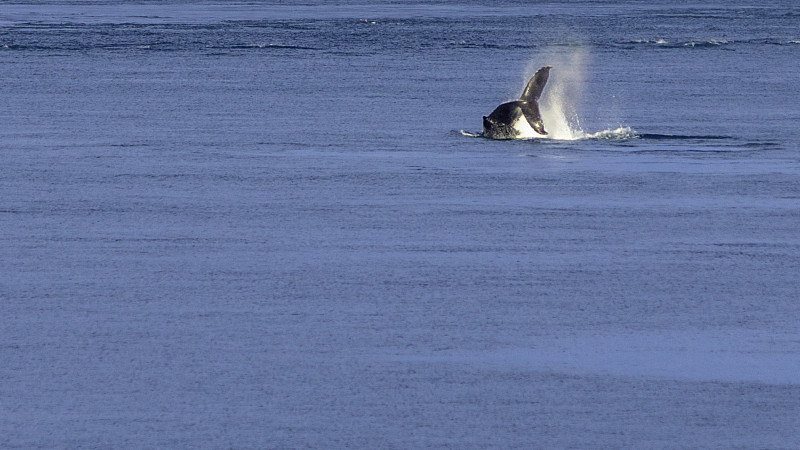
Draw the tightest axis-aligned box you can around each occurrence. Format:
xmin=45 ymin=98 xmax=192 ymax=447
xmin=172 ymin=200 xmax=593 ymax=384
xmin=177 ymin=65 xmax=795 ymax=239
xmin=483 ymin=66 xmax=551 ymax=139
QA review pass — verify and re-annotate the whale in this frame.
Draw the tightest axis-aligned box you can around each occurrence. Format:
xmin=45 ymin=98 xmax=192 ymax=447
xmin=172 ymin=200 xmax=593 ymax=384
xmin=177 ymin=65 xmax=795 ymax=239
xmin=483 ymin=66 xmax=551 ymax=139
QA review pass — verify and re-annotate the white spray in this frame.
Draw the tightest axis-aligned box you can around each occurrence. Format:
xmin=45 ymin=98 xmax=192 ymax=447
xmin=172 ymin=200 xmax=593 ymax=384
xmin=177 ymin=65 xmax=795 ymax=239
xmin=527 ymin=48 xmax=588 ymax=140
xmin=520 ymin=47 xmax=636 ymax=141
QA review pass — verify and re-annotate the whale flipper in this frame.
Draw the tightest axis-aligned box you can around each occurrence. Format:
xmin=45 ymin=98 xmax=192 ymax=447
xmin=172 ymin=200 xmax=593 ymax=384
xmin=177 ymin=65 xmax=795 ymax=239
xmin=482 ymin=66 xmax=551 ymax=139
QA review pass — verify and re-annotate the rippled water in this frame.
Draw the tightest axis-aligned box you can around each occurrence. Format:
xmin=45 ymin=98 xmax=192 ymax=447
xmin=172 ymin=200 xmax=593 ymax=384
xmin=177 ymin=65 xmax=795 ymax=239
xmin=2 ymin=1 xmax=800 ymax=448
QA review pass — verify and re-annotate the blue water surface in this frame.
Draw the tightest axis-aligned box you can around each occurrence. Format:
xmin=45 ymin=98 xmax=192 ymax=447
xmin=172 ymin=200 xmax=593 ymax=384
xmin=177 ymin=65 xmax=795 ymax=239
xmin=2 ymin=1 xmax=800 ymax=448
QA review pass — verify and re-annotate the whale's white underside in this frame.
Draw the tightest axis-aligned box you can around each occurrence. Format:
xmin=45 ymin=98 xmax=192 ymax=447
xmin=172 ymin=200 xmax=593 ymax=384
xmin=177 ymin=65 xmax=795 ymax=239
xmin=511 ymin=115 xmax=548 ymax=139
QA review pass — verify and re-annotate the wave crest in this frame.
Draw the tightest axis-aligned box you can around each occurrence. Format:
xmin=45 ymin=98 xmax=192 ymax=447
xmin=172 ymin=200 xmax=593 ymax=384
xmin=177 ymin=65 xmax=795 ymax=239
xmin=581 ymin=127 xmax=639 ymax=140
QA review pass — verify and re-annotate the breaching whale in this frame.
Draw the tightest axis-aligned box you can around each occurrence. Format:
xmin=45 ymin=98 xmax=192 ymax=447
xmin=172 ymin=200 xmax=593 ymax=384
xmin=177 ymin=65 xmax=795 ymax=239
xmin=483 ymin=65 xmax=551 ymax=139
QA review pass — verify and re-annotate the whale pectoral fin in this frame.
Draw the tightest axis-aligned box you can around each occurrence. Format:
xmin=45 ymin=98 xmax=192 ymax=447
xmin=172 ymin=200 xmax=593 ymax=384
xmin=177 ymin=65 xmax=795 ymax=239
xmin=520 ymin=66 xmax=551 ymax=102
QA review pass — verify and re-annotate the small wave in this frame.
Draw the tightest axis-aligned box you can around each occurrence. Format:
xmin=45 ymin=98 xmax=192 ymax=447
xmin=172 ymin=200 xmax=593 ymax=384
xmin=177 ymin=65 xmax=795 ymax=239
xmin=619 ymin=38 xmax=733 ymax=49
xmin=228 ymin=43 xmax=319 ymax=50
xmin=582 ymin=127 xmax=639 ymax=140
xmin=683 ymin=39 xmax=729 ymax=48
xmin=624 ymin=38 xmax=669 ymax=45
xmin=613 ymin=37 xmax=800 ymax=49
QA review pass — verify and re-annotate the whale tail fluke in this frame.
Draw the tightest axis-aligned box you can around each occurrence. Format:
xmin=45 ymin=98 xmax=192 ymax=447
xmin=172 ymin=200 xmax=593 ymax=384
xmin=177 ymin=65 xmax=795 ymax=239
xmin=482 ymin=65 xmax=552 ymax=139
xmin=520 ymin=65 xmax=551 ymax=103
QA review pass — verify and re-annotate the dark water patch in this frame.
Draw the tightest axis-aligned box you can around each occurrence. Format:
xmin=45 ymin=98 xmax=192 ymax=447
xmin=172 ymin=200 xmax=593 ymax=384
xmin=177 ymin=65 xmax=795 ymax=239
xmin=1 ymin=20 xmax=329 ymax=53
xmin=5 ymin=15 xmax=797 ymax=55
xmin=729 ymin=141 xmax=784 ymax=149
xmin=448 ymin=41 xmax=538 ymax=50
xmin=633 ymin=135 xmax=787 ymax=153
xmin=638 ymin=134 xmax=732 ymax=141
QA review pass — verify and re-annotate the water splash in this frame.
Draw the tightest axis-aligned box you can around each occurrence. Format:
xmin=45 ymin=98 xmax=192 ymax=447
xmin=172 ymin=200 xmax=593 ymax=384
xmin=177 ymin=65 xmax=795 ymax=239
xmin=460 ymin=126 xmax=638 ymax=141
xmin=524 ymin=48 xmax=639 ymax=141
xmin=529 ymin=48 xmax=588 ymax=140
xmin=463 ymin=49 xmax=637 ymax=141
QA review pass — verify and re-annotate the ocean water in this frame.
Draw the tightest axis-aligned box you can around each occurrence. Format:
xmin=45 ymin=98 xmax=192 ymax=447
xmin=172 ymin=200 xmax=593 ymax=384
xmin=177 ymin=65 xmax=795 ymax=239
xmin=2 ymin=1 xmax=800 ymax=448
